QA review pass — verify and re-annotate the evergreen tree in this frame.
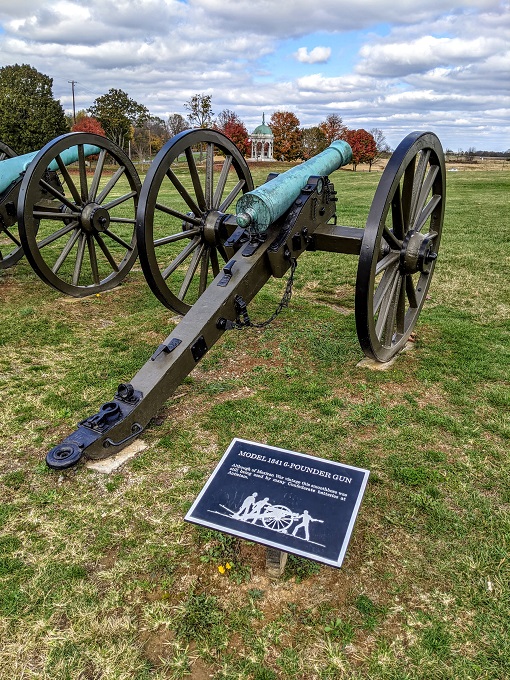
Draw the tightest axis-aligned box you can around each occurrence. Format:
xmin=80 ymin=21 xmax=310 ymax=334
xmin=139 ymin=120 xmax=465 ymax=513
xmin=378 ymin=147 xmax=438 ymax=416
xmin=0 ymin=63 xmax=68 ymax=154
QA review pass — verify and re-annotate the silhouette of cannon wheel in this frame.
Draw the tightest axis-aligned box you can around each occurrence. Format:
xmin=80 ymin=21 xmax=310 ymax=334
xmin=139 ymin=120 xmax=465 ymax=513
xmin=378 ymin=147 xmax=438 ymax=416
xmin=261 ymin=505 xmax=294 ymax=532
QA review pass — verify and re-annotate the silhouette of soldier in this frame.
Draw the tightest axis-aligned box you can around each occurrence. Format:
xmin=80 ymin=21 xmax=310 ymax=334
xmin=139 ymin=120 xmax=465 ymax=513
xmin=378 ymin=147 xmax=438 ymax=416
xmin=291 ymin=509 xmax=322 ymax=541
xmin=246 ymin=497 xmax=270 ymax=524
xmin=234 ymin=492 xmax=258 ymax=518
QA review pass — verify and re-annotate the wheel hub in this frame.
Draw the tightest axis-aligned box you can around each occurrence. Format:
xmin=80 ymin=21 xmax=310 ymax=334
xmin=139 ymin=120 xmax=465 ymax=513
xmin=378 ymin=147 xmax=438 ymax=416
xmin=80 ymin=203 xmax=110 ymax=233
xmin=400 ymin=230 xmax=438 ymax=274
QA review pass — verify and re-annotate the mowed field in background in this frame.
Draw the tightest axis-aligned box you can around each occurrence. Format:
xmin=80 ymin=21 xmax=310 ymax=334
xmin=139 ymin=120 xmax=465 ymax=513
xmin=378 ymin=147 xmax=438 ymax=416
xmin=0 ymin=164 xmax=508 ymax=679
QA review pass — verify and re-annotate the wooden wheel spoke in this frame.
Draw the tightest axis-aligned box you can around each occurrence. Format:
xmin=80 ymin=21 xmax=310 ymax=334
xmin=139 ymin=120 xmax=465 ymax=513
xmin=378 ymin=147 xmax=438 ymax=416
xmin=415 ymin=194 xmax=442 ymax=233
xmin=198 ymin=247 xmax=211 ymax=295
xmin=373 ymin=264 xmax=399 ymax=314
xmin=205 ymin=143 xmax=214 ymax=208
xmin=396 ymin=278 xmax=406 ymax=335
xmin=33 ymin=210 xmax=81 ymax=221
xmin=414 ymin=164 xmax=439 ymax=224
xmin=185 ymin=147 xmax=206 ymax=211
xmin=37 ymin=221 xmax=79 ymax=249
xmin=166 ymin=168 xmax=201 ymax=216
xmin=154 ymin=202 xmax=202 ymax=226
xmin=408 ymin=150 xmax=430 ymax=227
xmin=382 ymin=225 xmax=402 ymax=251
xmin=210 ymin=246 xmax=220 ymax=277
xmin=154 ymin=228 xmax=200 ymax=248
xmin=95 ymin=233 xmax=119 ymax=272
xmin=102 ymin=191 xmax=138 ymax=211
xmin=52 ymin=229 xmax=80 ymax=273
xmin=376 ymin=271 xmax=402 ymax=342
xmin=88 ymin=149 xmax=107 ymax=201
xmin=39 ymin=178 xmax=77 ymax=211
xmin=55 ymin=154 xmax=82 ymax=204
xmin=406 ymin=274 xmax=418 ymax=308
xmin=161 ymin=237 xmax=200 ymax=280
xmin=179 ymin=242 xmax=205 ymax=299
xmin=375 ymin=251 xmax=399 ymax=276
xmin=87 ymin=234 xmax=100 ymax=285
xmin=78 ymin=145 xmax=88 ymax=202
xmin=1 ymin=228 xmax=21 ymax=247
xmin=72 ymin=233 xmax=87 ymax=285
xmin=213 ymin=155 xmax=232 ymax=209
xmin=391 ymin=184 xmax=405 ymax=240
xmin=401 ymin=159 xmax=416 ymax=230
xmin=96 ymin=166 xmax=126 ymax=204
xmin=103 ymin=229 xmax=134 ymax=251
xmin=218 ymin=179 xmax=245 ymax=213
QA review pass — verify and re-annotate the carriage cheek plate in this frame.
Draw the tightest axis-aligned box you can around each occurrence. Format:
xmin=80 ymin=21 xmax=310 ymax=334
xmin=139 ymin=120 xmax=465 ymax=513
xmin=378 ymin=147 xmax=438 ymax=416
xmin=185 ymin=438 xmax=369 ymax=568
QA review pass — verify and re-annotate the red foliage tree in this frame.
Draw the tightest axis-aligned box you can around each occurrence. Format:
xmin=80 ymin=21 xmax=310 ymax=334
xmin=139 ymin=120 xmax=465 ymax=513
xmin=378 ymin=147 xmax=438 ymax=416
xmin=270 ymin=111 xmax=302 ymax=161
xmin=213 ymin=109 xmax=249 ymax=156
xmin=344 ymin=129 xmax=377 ymax=171
xmin=71 ymin=116 xmax=105 ymax=136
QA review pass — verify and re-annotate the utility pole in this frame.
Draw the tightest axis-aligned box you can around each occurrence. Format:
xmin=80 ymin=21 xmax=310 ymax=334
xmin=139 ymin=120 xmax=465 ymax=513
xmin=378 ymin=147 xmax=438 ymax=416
xmin=68 ymin=80 xmax=77 ymax=123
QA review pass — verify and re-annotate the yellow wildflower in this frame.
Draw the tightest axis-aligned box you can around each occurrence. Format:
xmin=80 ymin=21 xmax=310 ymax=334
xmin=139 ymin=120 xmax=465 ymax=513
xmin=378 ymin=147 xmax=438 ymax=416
xmin=218 ymin=565 xmax=225 ymax=574
xmin=225 ymin=563 xmax=232 ymax=570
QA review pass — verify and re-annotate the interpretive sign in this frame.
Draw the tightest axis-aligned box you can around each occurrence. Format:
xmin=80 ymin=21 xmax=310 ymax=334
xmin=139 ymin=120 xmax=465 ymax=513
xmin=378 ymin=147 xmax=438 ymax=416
xmin=185 ymin=438 xmax=369 ymax=568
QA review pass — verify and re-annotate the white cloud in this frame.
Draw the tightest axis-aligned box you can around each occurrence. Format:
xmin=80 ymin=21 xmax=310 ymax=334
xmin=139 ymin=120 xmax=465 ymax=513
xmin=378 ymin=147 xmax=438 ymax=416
xmin=294 ymin=46 xmax=331 ymax=64
xmin=0 ymin=0 xmax=508 ymax=150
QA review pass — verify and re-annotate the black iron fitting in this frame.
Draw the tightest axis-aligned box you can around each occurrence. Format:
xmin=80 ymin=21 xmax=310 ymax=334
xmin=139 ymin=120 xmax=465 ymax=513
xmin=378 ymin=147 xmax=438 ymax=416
xmin=217 ymin=259 xmax=236 ymax=286
xmin=150 ymin=338 xmax=182 ymax=361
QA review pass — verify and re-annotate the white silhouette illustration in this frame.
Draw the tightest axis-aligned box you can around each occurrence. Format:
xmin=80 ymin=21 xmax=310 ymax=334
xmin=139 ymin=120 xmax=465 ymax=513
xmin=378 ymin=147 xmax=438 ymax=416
xmin=213 ymin=493 xmax=325 ymax=547
xmin=291 ymin=509 xmax=323 ymax=541
xmin=233 ymin=491 xmax=258 ymax=518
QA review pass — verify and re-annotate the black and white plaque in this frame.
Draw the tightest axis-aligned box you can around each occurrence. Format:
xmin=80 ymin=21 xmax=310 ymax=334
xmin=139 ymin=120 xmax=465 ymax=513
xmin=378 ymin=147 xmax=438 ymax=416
xmin=185 ymin=438 xmax=369 ymax=568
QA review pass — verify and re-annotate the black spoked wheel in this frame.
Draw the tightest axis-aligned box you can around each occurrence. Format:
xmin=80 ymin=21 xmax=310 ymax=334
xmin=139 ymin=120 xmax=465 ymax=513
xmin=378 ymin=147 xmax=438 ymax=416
xmin=0 ymin=141 xmax=25 ymax=270
xmin=136 ymin=128 xmax=253 ymax=314
xmin=17 ymin=133 xmax=140 ymax=296
xmin=355 ymin=131 xmax=445 ymax=362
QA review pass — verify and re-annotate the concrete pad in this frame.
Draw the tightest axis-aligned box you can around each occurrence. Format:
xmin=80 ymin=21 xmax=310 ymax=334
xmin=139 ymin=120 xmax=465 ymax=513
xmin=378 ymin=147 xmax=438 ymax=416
xmin=356 ymin=341 xmax=414 ymax=370
xmin=85 ymin=439 xmax=148 ymax=473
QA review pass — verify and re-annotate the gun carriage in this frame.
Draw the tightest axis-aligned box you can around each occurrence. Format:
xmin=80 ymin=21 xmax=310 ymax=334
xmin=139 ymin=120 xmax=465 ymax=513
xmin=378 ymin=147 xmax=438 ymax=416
xmin=0 ymin=132 xmax=141 ymax=295
xmin=41 ymin=128 xmax=445 ymax=469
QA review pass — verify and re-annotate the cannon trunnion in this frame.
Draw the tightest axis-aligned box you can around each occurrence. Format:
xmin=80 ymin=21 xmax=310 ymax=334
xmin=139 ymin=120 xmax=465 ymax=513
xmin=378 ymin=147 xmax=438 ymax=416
xmin=45 ymin=128 xmax=445 ymax=469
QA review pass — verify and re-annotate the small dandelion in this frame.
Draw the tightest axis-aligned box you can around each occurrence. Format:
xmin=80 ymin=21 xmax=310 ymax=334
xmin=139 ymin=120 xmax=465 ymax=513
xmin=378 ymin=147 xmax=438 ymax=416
xmin=226 ymin=562 xmax=232 ymax=570
xmin=95 ymin=294 xmax=101 ymax=298
xmin=218 ymin=565 xmax=225 ymax=574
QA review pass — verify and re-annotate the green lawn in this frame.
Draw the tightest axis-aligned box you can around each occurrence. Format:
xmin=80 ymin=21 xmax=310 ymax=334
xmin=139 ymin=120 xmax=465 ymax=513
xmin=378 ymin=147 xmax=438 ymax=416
xmin=0 ymin=165 xmax=508 ymax=679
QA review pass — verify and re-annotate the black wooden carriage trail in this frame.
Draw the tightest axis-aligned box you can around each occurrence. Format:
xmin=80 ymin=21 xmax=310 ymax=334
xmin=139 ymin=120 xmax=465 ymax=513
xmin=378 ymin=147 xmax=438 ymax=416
xmin=2 ymin=129 xmax=444 ymax=469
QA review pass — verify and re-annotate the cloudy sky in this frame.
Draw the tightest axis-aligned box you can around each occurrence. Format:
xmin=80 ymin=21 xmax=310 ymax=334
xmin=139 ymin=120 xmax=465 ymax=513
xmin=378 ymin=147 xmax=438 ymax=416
xmin=0 ymin=0 xmax=509 ymax=151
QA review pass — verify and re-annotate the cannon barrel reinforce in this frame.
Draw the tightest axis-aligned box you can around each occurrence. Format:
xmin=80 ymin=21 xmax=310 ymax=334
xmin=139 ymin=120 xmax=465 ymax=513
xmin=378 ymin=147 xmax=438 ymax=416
xmin=0 ymin=144 xmax=101 ymax=195
xmin=236 ymin=140 xmax=352 ymax=234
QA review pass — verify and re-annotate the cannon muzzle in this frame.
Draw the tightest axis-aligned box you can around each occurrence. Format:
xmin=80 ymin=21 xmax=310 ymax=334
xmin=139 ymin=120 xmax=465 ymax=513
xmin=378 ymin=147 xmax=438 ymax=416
xmin=236 ymin=139 xmax=352 ymax=234
xmin=0 ymin=143 xmax=101 ymax=195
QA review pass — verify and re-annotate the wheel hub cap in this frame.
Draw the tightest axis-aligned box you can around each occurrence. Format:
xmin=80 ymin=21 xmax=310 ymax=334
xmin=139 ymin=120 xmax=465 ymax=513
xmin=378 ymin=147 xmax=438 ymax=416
xmin=400 ymin=230 xmax=438 ymax=274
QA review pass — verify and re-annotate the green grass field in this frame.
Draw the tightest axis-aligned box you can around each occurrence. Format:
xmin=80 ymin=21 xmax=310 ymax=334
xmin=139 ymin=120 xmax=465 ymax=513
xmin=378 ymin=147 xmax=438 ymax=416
xmin=0 ymin=165 xmax=509 ymax=679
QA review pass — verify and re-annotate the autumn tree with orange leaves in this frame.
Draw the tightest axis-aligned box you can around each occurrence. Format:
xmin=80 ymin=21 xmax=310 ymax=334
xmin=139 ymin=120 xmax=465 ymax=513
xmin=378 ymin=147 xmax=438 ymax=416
xmin=270 ymin=111 xmax=302 ymax=161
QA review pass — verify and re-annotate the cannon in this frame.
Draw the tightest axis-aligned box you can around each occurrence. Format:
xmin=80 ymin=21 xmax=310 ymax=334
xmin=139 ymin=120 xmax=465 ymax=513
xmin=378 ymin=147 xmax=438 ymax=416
xmin=44 ymin=128 xmax=445 ymax=469
xmin=0 ymin=132 xmax=141 ymax=295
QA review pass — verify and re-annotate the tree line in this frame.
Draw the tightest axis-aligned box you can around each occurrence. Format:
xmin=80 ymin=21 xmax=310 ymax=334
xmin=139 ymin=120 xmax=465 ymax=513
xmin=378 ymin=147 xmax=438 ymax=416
xmin=0 ymin=64 xmax=390 ymax=170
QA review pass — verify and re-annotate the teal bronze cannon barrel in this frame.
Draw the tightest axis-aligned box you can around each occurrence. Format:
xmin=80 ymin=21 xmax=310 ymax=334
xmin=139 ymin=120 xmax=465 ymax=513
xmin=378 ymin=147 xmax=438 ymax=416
xmin=0 ymin=143 xmax=101 ymax=194
xmin=236 ymin=139 xmax=352 ymax=234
